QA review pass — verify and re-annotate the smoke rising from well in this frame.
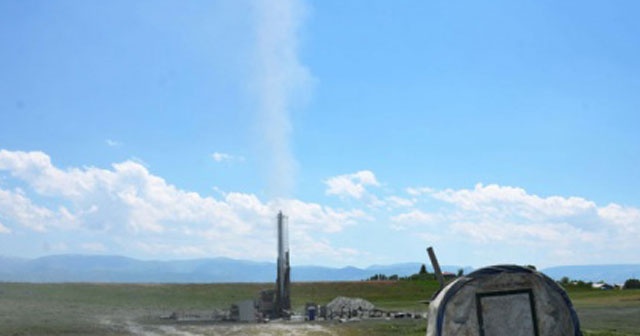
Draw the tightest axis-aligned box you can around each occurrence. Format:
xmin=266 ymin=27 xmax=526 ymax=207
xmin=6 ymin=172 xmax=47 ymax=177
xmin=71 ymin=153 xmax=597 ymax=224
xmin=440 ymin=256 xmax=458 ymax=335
xmin=253 ymin=0 xmax=312 ymax=198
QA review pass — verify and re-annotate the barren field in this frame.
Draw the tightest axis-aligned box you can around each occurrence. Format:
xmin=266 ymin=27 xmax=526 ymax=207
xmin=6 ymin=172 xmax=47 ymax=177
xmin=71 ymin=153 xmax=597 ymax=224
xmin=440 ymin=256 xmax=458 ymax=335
xmin=0 ymin=281 xmax=638 ymax=335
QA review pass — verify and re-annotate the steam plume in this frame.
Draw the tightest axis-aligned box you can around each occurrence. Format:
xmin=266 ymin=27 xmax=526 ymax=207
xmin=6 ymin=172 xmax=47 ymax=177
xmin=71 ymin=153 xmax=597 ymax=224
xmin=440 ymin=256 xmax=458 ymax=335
xmin=253 ymin=0 xmax=312 ymax=197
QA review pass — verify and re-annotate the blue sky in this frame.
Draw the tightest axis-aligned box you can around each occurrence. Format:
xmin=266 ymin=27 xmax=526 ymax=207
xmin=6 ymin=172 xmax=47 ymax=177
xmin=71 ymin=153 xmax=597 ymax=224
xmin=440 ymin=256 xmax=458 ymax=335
xmin=1 ymin=0 xmax=639 ymax=268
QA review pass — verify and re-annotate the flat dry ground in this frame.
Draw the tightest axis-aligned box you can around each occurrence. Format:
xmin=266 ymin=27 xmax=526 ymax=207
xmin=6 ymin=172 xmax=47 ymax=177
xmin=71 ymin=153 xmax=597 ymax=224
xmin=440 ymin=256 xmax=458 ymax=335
xmin=0 ymin=282 xmax=638 ymax=335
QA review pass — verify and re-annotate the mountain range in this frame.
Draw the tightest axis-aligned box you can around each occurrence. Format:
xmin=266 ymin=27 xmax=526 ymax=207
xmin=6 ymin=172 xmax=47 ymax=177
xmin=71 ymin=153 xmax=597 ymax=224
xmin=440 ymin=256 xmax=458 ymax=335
xmin=542 ymin=264 xmax=640 ymax=285
xmin=0 ymin=254 xmax=470 ymax=283
xmin=0 ymin=254 xmax=638 ymax=284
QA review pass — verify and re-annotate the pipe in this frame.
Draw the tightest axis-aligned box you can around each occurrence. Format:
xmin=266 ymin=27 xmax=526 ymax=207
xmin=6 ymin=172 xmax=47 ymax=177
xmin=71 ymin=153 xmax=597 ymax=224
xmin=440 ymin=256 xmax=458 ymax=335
xmin=427 ymin=246 xmax=445 ymax=289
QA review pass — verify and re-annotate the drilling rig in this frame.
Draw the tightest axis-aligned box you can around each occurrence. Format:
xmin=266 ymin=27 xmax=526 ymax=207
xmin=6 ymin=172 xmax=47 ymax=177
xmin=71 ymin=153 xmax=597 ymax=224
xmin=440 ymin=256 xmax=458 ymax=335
xmin=275 ymin=211 xmax=291 ymax=318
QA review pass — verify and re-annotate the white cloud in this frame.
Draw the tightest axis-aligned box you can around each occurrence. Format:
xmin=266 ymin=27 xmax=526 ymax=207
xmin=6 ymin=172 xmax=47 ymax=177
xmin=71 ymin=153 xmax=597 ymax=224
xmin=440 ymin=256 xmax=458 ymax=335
xmin=3 ymin=148 xmax=640 ymax=267
xmin=390 ymin=210 xmax=438 ymax=230
xmin=416 ymin=232 xmax=442 ymax=243
xmin=406 ymin=187 xmax=434 ymax=196
xmin=135 ymin=241 xmax=209 ymax=258
xmin=400 ymin=183 xmax=640 ymax=266
xmin=290 ymin=235 xmax=363 ymax=264
xmin=276 ymin=198 xmax=367 ymax=233
xmin=43 ymin=242 xmax=69 ymax=253
xmin=212 ymin=152 xmax=231 ymax=162
xmin=105 ymin=139 xmax=122 ymax=147
xmin=212 ymin=152 xmax=245 ymax=163
xmin=386 ymin=195 xmax=416 ymax=208
xmin=432 ymin=183 xmax=597 ymax=220
xmin=0 ymin=187 xmax=57 ymax=232
xmin=598 ymin=203 xmax=640 ymax=233
xmin=448 ymin=221 xmax=567 ymax=244
xmin=81 ymin=242 xmax=107 ymax=252
xmin=0 ymin=149 xmax=101 ymax=198
xmin=0 ymin=149 xmax=365 ymax=264
xmin=0 ymin=222 xmax=10 ymax=234
xmin=325 ymin=170 xmax=380 ymax=199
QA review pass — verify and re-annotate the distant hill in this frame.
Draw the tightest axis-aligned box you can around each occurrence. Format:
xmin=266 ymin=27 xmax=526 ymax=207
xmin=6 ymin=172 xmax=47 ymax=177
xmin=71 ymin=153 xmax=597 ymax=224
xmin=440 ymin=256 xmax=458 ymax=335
xmin=296 ymin=263 xmax=473 ymax=282
xmin=541 ymin=264 xmax=640 ymax=284
xmin=0 ymin=254 xmax=471 ymax=283
xmin=2 ymin=255 xmax=636 ymax=284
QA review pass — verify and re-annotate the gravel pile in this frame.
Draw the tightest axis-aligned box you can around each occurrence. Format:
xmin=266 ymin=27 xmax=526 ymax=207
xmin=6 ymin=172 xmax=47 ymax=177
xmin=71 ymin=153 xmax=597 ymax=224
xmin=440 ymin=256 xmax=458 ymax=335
xmin=326 ymin=296 xmax=375 ymax=312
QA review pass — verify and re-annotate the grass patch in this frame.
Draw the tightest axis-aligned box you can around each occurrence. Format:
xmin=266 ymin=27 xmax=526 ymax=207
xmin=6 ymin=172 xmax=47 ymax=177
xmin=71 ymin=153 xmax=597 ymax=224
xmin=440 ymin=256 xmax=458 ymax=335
xmin=1 ymin=282 xmax=639 ymax=335
xmin=331 ymin=319 xmax=426 ymax=336
xmin=291 ymin=280 xmax=438 ymax=312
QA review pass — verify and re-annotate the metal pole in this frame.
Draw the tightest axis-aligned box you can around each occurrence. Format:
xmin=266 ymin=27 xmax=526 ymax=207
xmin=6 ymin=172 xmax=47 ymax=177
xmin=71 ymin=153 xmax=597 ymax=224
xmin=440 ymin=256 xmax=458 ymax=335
xmin=427 ymin=246 xmax=445 ymax=289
